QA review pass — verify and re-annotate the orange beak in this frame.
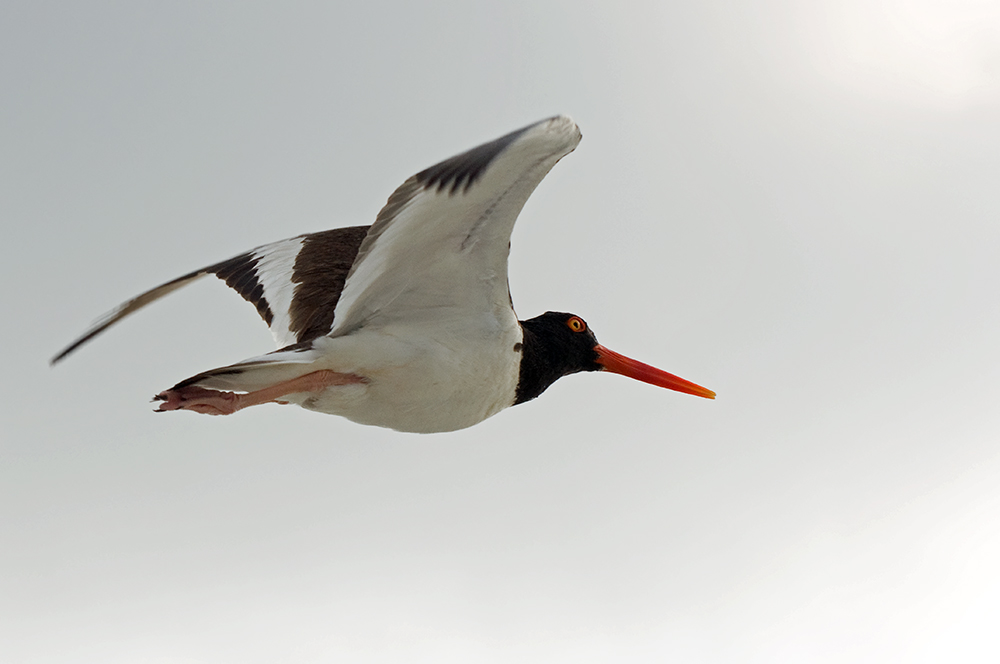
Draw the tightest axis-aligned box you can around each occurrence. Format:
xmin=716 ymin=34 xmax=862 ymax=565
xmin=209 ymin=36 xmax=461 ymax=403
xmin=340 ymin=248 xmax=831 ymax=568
xmin=594 ymin=345 xmax=715 ymax=399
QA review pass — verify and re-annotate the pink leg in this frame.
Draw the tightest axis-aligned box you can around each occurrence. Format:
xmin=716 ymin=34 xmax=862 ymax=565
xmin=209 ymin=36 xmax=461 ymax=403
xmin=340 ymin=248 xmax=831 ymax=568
xmin=153 ymin=370 xmax=366 ymax=415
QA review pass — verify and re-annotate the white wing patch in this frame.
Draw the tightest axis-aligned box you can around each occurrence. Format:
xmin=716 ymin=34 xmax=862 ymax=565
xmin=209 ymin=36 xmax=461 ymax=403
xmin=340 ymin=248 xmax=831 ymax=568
xmin=251 ymin=236 xmax=305 ymax=347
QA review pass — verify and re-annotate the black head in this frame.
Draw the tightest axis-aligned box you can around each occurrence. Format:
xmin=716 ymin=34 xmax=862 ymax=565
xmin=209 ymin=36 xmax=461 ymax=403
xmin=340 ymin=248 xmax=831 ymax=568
xmin=514 ymin=312 xmax=601 ymax=404
xmin=513 ymin=311 xmax=716 ymax=406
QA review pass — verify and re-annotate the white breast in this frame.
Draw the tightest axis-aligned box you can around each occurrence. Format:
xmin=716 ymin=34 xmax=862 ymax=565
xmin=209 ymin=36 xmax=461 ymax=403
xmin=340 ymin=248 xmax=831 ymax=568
xmin=297 ymin=315 xmax=523 ymax=433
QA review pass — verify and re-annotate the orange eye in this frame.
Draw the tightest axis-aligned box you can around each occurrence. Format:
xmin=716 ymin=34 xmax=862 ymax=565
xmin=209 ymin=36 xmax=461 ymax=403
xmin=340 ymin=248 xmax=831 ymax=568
xmin=566 ymin=316 xmax=586 ymax=333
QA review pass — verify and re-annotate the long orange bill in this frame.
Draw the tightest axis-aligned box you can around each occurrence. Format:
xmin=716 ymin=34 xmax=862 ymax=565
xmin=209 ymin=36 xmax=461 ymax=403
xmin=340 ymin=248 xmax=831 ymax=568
xmin=594 ymin=345 xmax=716 ymax=399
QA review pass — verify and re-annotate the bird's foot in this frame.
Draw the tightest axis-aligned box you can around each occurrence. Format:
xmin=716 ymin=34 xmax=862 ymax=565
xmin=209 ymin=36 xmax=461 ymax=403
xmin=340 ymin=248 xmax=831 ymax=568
xmin=152 ymin=370 xmax=366 ymax=416
xmin=153 ymin=386 xmax=241 ymax=415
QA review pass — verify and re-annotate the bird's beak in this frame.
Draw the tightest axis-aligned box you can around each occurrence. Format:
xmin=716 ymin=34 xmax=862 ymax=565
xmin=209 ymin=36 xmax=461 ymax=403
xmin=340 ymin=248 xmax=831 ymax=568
xmin=594 ymin=345 xmax=716 ymax=399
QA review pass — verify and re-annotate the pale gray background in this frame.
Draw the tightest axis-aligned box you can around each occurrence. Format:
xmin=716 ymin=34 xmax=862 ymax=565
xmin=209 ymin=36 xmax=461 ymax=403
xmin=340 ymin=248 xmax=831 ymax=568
xmin=3 ymin=1 xmax=1000 ymax=662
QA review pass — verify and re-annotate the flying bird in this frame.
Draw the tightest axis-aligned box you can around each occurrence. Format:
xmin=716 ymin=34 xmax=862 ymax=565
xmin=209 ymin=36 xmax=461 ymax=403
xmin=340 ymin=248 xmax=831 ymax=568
xmin=52 ymin=116 xmax=714 ymax=433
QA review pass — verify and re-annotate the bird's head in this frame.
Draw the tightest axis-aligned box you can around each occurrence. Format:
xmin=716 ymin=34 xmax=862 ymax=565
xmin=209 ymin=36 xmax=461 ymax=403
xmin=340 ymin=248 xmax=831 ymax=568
xmin=515 ymin=311 xmax=715 ymax=404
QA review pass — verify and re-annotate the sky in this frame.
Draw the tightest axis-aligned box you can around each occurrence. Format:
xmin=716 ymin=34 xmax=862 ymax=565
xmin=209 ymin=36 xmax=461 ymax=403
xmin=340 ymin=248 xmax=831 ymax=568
xmin=2 ymin=1 xmax=1000 ymax=662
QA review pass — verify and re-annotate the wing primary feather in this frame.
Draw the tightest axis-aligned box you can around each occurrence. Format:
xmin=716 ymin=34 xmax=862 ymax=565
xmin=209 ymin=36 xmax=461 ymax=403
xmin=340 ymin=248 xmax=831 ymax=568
xmin=51 ymin=225 xmax=373 ymax=364
xmin=50 ymin=270 xmax=210 ymax=364
xmin=51 ymin=250 xmax=277 ymax=364
xmin=212 ymin=252 xmax=275 ymax=326
xmin=414 ymin=120 xmax=538 ymax=194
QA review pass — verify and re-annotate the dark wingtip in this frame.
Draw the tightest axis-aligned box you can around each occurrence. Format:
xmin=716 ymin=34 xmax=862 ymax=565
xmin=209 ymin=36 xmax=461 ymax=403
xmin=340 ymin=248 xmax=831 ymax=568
xmin=50 ymin=319 xmax=118 ymax=366
xmin=50 ymin=340 xmax=83 ymax=366
xmin=414 ymin=119 xmax=538 ymax=195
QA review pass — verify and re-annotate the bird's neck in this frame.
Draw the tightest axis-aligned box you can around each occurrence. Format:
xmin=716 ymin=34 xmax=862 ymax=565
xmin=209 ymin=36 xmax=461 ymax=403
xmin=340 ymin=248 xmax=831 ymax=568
xmin=513 ymin=320 xmax=567 ymax=405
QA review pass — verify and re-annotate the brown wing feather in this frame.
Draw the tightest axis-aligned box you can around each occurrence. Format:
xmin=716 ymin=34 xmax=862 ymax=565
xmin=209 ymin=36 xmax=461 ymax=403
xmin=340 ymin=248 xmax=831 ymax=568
xmin=287 ymin=226 xmax=369 ymax=343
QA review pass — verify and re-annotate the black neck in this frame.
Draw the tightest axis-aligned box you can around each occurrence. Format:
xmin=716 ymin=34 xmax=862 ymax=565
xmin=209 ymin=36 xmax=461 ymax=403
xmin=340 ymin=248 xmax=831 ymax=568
xmin=513 ymin=314 xmax=600 ymax=405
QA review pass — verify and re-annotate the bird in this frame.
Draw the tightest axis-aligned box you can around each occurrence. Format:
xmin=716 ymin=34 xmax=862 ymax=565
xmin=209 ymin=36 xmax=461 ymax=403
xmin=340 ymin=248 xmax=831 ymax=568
xmin=52 ymin=115 xmax=714 ymax=433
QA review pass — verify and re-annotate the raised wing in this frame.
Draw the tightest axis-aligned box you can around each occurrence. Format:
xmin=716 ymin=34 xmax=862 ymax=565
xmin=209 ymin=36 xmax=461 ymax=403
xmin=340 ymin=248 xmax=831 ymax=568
xmin=329 ymin=115 xmax=582 ymax=336
xmin=52 ymin=115 xmax=582 ymax=364
xmin=51 ymin=226 xmax=369 ymax=364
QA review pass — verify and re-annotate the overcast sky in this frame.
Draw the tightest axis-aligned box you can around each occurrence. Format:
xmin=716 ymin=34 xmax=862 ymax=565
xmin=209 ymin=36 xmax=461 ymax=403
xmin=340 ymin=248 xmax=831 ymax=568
xmin=3 ymin=1 xmax=1000 ymax=662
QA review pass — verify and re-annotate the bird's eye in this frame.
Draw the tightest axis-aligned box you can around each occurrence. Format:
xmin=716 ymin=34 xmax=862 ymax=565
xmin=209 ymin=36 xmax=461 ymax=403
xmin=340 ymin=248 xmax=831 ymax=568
xmin=566 ymin=316 xmax=586 ymax=333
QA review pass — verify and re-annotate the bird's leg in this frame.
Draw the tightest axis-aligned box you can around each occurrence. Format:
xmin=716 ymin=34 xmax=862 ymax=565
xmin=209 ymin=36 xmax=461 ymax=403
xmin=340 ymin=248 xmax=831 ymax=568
xmin=153 ymin=370 xmax=366 ymax=415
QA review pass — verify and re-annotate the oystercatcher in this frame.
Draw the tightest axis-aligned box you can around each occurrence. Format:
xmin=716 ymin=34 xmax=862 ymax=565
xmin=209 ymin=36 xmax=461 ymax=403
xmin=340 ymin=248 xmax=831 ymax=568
xmin=52 ymin=116 xmax=714 ymax=433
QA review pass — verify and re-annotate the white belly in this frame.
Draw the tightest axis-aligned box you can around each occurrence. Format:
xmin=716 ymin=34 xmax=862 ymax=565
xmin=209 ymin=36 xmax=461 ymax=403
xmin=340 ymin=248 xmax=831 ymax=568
xmin=297 ymin=320 xmax=523 ymax=433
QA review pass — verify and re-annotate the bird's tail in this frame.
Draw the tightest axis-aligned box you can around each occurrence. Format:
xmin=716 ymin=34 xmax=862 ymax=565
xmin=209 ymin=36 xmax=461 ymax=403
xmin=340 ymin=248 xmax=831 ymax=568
xmin=162 ymin=346 xmax=323 ymax=394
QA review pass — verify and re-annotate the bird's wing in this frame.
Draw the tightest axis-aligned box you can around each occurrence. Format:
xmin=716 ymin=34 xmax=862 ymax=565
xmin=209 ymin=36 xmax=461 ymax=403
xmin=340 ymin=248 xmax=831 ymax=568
xmin=51 ymin=226 xmax=369 ymax=364
xmin=329 ymin=115 xmax=582 ymax=337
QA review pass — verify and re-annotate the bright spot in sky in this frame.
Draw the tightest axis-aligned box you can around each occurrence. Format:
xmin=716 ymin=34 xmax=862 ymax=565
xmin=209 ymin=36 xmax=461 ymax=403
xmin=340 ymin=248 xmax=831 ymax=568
xmin=803 ymin=0 xmax=1000 ymax=105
